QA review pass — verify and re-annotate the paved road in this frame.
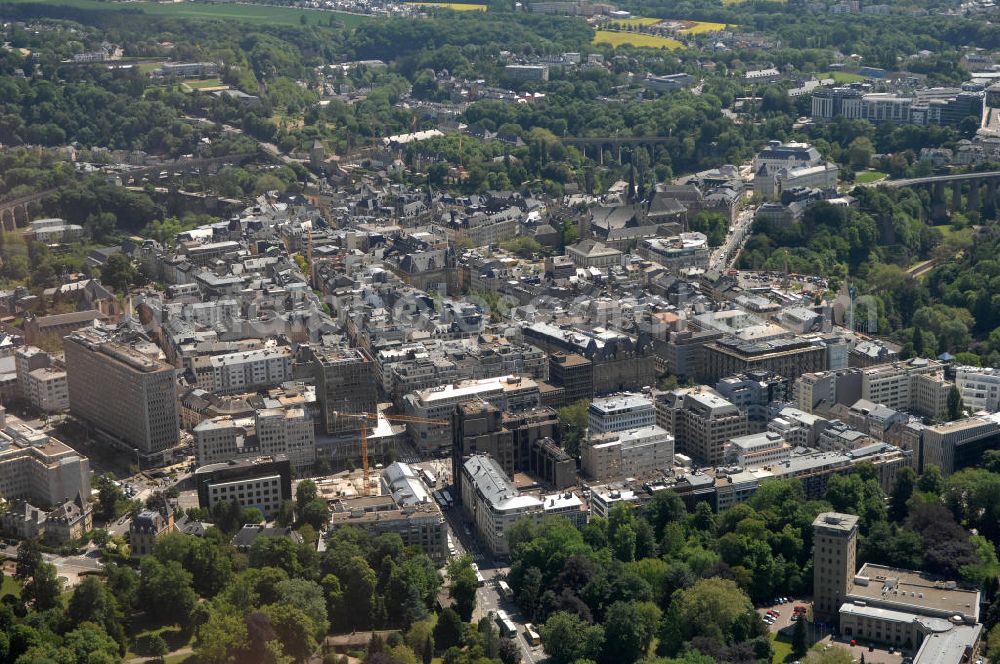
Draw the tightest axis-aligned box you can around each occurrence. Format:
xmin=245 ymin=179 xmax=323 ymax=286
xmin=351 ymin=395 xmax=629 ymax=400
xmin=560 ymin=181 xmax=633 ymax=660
xmin=710 ymin=205 xmax=755 ymax=272
xmin=440 ymin=497 xmax=543 ymax=663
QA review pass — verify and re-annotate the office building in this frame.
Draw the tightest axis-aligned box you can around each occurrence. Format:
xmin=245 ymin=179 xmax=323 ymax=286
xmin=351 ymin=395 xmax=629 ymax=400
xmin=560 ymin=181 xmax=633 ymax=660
xmin=920 ymin=414 xmax=1000 ymax=475
xmin=193 ymin=455 xmax=292 ymax=519
xmin=548 ymin=352 xmax=594 ymax=405
xmin=64 ymin=327 xmax=179 ymax=459
xmin=15 ymin=346 xmax=52 ymax=397
xmin=812 ymin=512 xmax=860 ymax=623
xmin=726 ymin=431 xmax=791 ymax=467
xmin=636 ymin=233 xmax=711 ymax=271
xmin=955 ymin=365 xmax=1000 ymax=412
xmin=330 ymin=493 xmax=448 ymax=564
xmin=811 ymin=86 xmax=984 ymax=128
xmin=812 ymin=511 xmax=983 ymax=662
xmin=588 ymin=393 xmax=656 ymax=434
xmin=192 ymin=346 xmax=293 ymax=395
xmin=256 ymin=407 xmax=315 ymax=470
xmin=716 ymin=371 xmax=789 ymax=432
xmin=526 ymin=437 xmax=576 ymax=489
xmin=861 ymin=359 xmax=950 ymax=420
xmin=194 ymin=407 xmax=315 ymax=470
xmin=656 ymin=388 xmax=747 ymax=466
xmin=504 ymin=407 xmax=560 ymax=473
xmin=314 ymin=347 xmax=378 ymax=435
xmin=0 ymin=408 xmax=91 ymax=507
xmin=461 ymin=454 xmax=543 ymax=557
xmin=452 ymin=401 xmax=515 ymax=500
xmin=582 ymin=425 xmax=674 ymax=480
xmin=24 ymin=367 xmax=69 ymax=413
xmin=504 ymin=64 xmax=549 ymax=82
xmin=404 ymin=375 xmax=540 ymax=451
xmin=703 ymin=337 xmax=828 ymax=383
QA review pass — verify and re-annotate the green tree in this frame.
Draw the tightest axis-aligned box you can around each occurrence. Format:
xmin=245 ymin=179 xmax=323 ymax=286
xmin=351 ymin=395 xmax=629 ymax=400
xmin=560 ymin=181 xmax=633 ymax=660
xmin=448 ymin=556 xmax=478 ymax=622
xmin=422 ymin=634 xmax=434 ymax=664
xmin=948 ymin=385 xmax=964 ymax=421
xmin=889 ymin=466 xmax=917 ymax=522
xmin=539 ymin=612 xmax=604 ymax=664
xmin=433 ymin=607 xmax=465 ymax=652
xmin=100 ymin=252 xmax=139 ymax=294
xmin=919 ymin=466 xmax=944 ymax=495
xmin=23 ymin=562 xmax=61 ymax=610
xmin=139 ymin=557 xmax=197 ymax=626
xmin=792 ymin=615 xmax=808 ymax=657
xmin=659 ymin=578 xmax=755 ymax=656
xmin=601 ymin=601 xmax=661 ymax=664
xmin=556 ymin=399 xmax=590 ymax=458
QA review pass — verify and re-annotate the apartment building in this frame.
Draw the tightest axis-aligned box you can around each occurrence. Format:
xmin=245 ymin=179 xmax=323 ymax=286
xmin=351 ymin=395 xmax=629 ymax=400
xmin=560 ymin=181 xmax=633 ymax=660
xmin=461 ymin=454 xmax=543 ymax=557
xmin=64 ymin=327 xmax=179 ymax=458
xmin=193 ymin=455 xmax=292 ymax=519
xmin=404 ymin=375 xmax=540 ymax=451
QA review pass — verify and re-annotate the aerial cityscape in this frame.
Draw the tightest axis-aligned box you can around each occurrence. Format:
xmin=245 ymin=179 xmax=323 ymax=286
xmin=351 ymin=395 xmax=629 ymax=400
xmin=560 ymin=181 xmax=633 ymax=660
xmin=0 ymin=0 xmax=999 ymax=662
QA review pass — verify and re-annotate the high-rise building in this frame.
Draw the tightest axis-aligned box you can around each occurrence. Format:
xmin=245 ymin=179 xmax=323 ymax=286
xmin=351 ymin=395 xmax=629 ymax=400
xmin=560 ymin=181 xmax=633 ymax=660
xmin=548 ymin=352 xmax=594 ymax=405
xmin=314 ymin=347 xmax=378 ymax=435
xmin=812 ymin=512 xmax=859 ymax=624
xmin=461 ymin=454 xmax=543 ymax=556
xmin=193 ymin=455 xmax=293 ymax=519
xmin=64 ymin=328 xmax=179 ymax=460
xmin=452 ymin=401 xmax=514 ymax=501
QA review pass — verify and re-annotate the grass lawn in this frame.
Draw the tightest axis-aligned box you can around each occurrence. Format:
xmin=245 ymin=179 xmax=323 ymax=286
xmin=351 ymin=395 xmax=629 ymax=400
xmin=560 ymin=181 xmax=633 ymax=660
xmin=772 ymin=635 xmax=794 ymax=663
xmin=931 ymin=224 xmax=974 ymax=242
xmin=405 ymin=2 xmax=487 ymax=10
xmin=593 ymin=30 xmax=684 ymax=50
xmin=722 ymin=0 xmax=785 ymax=5
xmin=679 ymin=20 xmax=728 ymax=33
xmin=6 ymin=0 xmax=372 ymax=27
xmin=816 ymin=71 xmax=866 ymax=84
xmin=0 ymin=575 xmax=22 ymax=599
xmin=125 ymin=624 xmax=192 ymax=660
xmin=854 ymin=170 xmax=887 ymax=184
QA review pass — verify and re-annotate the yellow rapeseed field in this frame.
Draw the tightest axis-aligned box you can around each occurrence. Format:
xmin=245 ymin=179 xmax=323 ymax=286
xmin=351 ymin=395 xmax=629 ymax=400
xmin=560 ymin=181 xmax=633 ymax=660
xmin=592 ymin=30 xmax=684 ymax=50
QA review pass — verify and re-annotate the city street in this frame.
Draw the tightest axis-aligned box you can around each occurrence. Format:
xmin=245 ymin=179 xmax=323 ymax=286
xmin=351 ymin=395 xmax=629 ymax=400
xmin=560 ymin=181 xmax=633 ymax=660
xmin=439 ymin=492 xmax=544 ymax=664
xmin=709 ymin=205 xmax=756 ymax=272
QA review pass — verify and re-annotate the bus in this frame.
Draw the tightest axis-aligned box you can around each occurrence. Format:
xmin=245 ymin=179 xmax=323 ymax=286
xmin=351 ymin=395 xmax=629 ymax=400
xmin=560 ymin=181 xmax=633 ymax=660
xmin=420 ymin=469 xmax=437 ymax=487
xmin=432 ymin=490 xmax=445 ymax=507
xmin=496 ymin=580 xmax=512 ymax=599
xmin=495 ymin=611 xmax=517 ymax=638
xmin=524 ymin=624 xmax=541 ymax=647
xmin=441 ymin=490 xmax=453 ymax=507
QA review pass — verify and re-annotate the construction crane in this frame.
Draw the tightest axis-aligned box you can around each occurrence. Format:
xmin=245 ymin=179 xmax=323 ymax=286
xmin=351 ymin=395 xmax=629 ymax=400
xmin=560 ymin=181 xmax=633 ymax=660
xmin=334 ymin=411 xmax=448 ymax=495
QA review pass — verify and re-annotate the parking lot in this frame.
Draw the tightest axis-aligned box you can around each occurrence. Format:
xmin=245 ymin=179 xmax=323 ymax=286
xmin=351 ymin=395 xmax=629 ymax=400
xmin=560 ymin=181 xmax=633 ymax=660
xmin=757 ymin=597 xmax=814 ymax=636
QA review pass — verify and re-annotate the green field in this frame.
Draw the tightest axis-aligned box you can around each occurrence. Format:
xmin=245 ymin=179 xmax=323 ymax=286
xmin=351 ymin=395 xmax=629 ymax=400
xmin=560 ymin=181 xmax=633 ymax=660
xmin=854 ymin=170 xmax=887 ymax=184
xmin=771 ymin=635 xmax=793 ymax=664
xmin=817 ymin=70 xmax=866 ymax=83
xmin=184 ymin=78 xmax=226 ymax=89
xmin=406 ymin=1 xmax=487 ymax=10
xmin=4 ymin=0 xmax=372 ymax=27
